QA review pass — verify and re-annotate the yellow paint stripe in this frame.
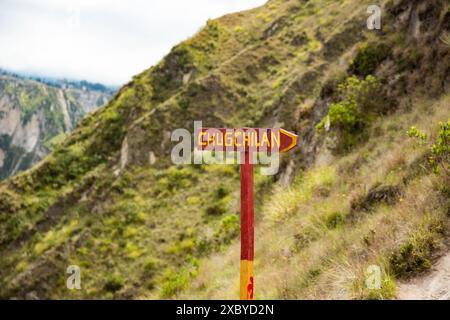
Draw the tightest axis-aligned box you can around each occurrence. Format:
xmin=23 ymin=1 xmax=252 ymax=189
xmin=240 ymin=260 xmax=254 ymax=300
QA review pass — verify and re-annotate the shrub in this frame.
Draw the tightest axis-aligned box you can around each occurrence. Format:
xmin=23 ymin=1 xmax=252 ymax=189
xmin=293 ymin=227 xmax=320 ymax=250
xmin=317 ymin=100 xmax=364 ymax=151
xmin=143 ymin=258 xmax=161 ymax=278
xmin=324 ymin=211 xmax=346 ymax=229
xmin=321 ymin=99 xmax=363 ymax=131
xmin=205 ymin=185 xmax=231 ymax=216
xmin=350 ymin=42 xmax=390 ymax=77
xmin=205 ymin=19 xmax=220 ymax=38
xmin=390 ymin=243 xmax=431 ymax=277
xmin=338 ymin=75 xmax=384 ymax=113
xmin=407 ymin=119 xmax=449 ymax=174
xmin=215 ymin=185 xmax=230 ymax=200
xmin=155 ymin=167 xmax=195 ymax=194
xmin=407 ymin=127 xmax=428 ymax=145
xmin=167 ymin=238 xmax=196 ymax=255
xmin=317 ymin=75 xmax=384 ymax=152
xmin=160 ymin=270 xmax=189 ymax=298
xmin=205 ymin=203 xmax=226 ymax=216
xmin=125 ymin=242 xmax=143 ymax=259
xmin=214 ymin=214 xmax=240 ymax=244
xmin=430 ymin=120 xmax=450 ymax=173
xmin=104 ymin=274 xmax=125 ymax=293
xmin=351 ymin=184 xmax=402 ymax=212
xmin=389 ymin=217 xmax=446 ymax=277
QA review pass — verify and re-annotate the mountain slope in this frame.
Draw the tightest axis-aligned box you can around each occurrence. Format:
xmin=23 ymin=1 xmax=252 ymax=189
xmin=0 ymin=74 xmax=112 ymax=180
xmin=0 ymin=0 xmax=449 ymax=299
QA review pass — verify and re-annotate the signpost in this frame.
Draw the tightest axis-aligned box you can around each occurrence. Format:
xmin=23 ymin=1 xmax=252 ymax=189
xmin=196 ymin=128 xmax=299 ymax=300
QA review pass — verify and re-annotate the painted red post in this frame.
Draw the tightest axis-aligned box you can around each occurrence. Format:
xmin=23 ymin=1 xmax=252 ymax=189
xmin=240 ymin=150 xmax=254 ymax=300
xmin=196 ymin=127 xmax=299 ymax=300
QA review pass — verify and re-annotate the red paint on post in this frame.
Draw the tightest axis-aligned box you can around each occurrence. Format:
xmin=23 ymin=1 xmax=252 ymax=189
xmin=240 ymin=151 xmax=254 ymax=300
xmin=240 ymin=151 xmax=254 ymax=261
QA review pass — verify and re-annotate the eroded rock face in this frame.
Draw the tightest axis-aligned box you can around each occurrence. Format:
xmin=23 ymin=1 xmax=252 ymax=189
xmin=0 ymin=95 xmax=20 ymax=136
xmin=0 ymin=75 xmax=113 ymax=179
xmin=120 ymin=136 xmax=129 ymax=170
xmin=57 ymin=90 xmax=73 ymax=132
xmin=11 ymin=114 xmax=40 ymax=153
xmin=0 ymin=149 xmax=5 ymax=168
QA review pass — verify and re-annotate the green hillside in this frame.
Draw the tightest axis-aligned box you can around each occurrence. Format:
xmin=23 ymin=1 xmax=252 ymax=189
xmin=0 ymin=0 xmax=449 ymax=299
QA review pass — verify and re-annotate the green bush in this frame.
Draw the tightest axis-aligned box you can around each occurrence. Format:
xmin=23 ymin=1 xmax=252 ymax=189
xmin=205 ymin=202 xmax=227 ymax=216
xmin=155 ymin=167 xmax=196 ymax=195
xmin=321 ymin=99 xmax=362 ymax=131
xmin=407 ymin=119 xmax=449 ymax=173
xmin=407 ymin=127 xmax=428 ymax=145
xmin=167 ymin=238 xmax=196 ymax=255
xmin=160 ymin=270 xmax=190 ymax=298
xmin=205 ymin=19 xmax=220 ymax=38
xmin=324 ymin=211 xmax=346 ymax=229
xmin=390 ymin=243 xmax=431 ymax=277
xmin=204 ymin=184 xmax=231 ymax=216
xmin=104 ymin=274 xmax=125 ymax=293
xmin=430 ymin=120 xmax=450 ymax=173
xmin=215 ymin=214 xmax=240 ymax=244
xmin=338 ymin=75 xmax=384 ymax=113
xmin=214 ymin=185 xmax=230 ymax=200
xmin=143 ymin=258 xmax=160 ymax=277
xmin=389 ymin=218 xmax=446 ymax=277
xmin=350 ymin=42 xmax=390 ymax=77
xmin=317 ymin=75 xmax=383 ymax=152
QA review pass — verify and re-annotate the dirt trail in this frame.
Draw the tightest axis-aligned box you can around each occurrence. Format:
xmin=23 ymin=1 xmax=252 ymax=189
xmin=398 ymin=252 xmax=450 ymax=300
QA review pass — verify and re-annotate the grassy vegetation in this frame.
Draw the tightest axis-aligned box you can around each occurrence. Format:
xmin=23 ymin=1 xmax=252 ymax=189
xmin=389 ymin=216 xmax=446 ymax=277
xmin=0 ymin=0 xmax=449 ymax=300
xmin=181 ymin=95 xmax=450 ymax=300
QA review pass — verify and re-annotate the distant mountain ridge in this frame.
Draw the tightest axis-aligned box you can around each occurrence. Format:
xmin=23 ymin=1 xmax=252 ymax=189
xmin=0 ymin=68 xmax=117 ymax=94
xmin=0 ymin=72 xmax=114 ymax=180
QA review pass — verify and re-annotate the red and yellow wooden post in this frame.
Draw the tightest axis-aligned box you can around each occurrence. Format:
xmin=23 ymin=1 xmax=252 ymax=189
xmin=196 ymin=127 xmax=299 ymax=300
xmin=240 ymin=151 xmax=254 ymax=300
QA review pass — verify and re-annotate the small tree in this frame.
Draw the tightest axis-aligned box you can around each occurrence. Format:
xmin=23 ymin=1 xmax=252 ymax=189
xmin=317 ymin=75 xmax=384 ymax=152
xmin=407 ymin=120 xmax=450 ymax=174
xmin=430 ymin=120 xmax=450 ymax=174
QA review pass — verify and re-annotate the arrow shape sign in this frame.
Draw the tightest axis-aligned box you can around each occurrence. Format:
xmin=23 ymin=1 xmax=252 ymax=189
xmin=196 ymin=128 xmax=298 ymax=153
xmin=196 ymin=127 xmax=299 ymax=300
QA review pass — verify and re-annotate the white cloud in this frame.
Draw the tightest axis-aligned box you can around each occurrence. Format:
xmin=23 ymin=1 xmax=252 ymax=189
xmin=0 ymin=0 xmax=266 ymax=86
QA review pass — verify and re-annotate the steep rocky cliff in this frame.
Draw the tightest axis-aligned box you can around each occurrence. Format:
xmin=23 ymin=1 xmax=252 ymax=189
xmin=0 ymin=75 xmax=112 ymax=180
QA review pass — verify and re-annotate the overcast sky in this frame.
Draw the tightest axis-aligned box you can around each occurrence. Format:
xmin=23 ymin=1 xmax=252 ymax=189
xmin=0 ymin=0 xmax=266 ymax=86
